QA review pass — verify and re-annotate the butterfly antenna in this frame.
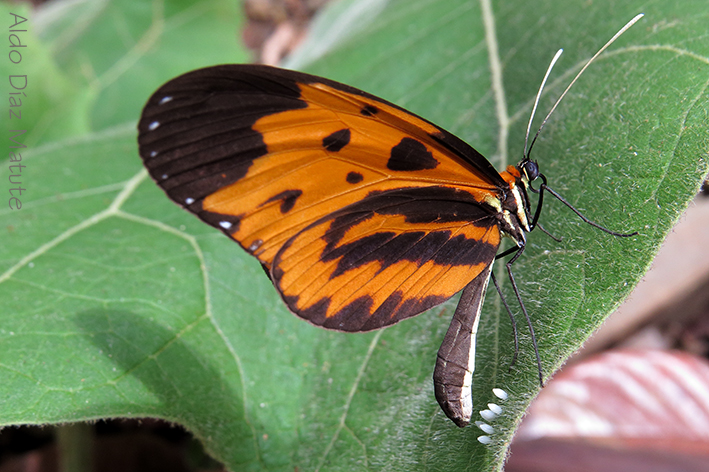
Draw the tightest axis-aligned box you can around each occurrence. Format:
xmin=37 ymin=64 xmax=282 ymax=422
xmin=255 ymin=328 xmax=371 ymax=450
xmin=526 ymin=13 xmax=644 ymax=159
xmin=523 ymin=48 xmax=563 ymax=160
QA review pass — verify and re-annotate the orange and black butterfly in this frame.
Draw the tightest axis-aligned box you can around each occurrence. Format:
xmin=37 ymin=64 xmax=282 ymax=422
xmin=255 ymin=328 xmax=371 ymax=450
xmin=137 ymin=16 xmax=642 ymax=427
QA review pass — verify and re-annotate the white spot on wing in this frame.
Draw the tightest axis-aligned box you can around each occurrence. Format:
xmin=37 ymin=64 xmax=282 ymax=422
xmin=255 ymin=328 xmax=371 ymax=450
xmin=159 ymin=96 xmax=173 ymax=104
xmin=148 ymin=121 xmax=160 ymax=131
xmin=150 ymin=151 xmax=158 ymax=157
xmin=219 ymin=221 xmax=232 ymax=229
xmin=185 ymin=198 xmax=195 ymax=205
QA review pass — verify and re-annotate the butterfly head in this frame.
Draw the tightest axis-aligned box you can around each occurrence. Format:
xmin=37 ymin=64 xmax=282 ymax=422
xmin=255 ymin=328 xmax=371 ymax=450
xmin=512 ymin=157 xmax=544 ymax=232
xmin=520 ymin=159 xmax=540 ymax=183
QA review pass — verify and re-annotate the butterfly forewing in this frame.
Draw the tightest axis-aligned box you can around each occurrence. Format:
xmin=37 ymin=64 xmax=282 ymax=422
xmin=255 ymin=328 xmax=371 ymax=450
xmin=138 ymin=65 xmax=507 ymax=277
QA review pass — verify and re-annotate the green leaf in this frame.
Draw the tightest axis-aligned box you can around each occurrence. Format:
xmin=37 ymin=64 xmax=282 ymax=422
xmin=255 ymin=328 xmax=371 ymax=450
xmin=1 ymin=0 xmax=708 ymax=471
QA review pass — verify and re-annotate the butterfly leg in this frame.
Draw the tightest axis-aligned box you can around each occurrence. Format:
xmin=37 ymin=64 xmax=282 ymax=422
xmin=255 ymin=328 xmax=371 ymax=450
xmin=433 ymin=264 xmax=492 ymax=427
xmin=504 ymin=246 xmax=545 ymax=387
xmin=491 ymin=271 xmax=520 ymax=370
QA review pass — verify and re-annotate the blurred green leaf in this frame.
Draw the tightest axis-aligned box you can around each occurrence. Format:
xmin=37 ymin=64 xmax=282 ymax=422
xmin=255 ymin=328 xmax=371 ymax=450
xmin=1 ymin=0 xmax=707 ymax=471
xmin=1 ymin=0 xmax=248 ymax=147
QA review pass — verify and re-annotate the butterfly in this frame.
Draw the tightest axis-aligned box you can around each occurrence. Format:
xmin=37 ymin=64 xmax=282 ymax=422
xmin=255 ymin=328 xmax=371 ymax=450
xmin=137 ymin=15 xmax=642 ymax=427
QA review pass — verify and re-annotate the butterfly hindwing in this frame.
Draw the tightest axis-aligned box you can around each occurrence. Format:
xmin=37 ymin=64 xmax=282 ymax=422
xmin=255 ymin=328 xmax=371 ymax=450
xmin=138 ymin=64 xmax=507 ymax=331
xmin=273 ymin=186 xmax=501 ymax=331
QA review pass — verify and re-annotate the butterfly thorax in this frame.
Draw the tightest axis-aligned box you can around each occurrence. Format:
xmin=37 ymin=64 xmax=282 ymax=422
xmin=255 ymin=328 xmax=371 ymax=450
xmin=495 ymin=165 xmax=532 ymax=246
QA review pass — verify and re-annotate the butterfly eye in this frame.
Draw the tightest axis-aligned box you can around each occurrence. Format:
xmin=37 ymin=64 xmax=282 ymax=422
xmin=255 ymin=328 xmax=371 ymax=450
xmin=523 ymin=160 xmax=540 ymax=181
